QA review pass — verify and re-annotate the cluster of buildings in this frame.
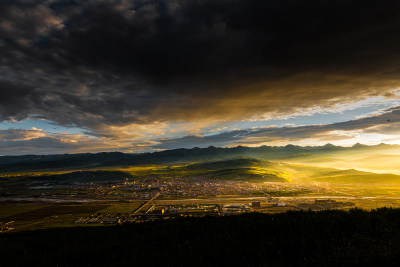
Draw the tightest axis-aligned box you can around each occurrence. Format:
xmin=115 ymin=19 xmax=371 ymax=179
xmin=0 ymin=221 xmax=14 ymax=232
xmin=74 ymin=203 xmax=250 ymax=225
xmin=74 ymin=199 xmax=292 ymax=225
xmin=74 ymin=213 xmax=122 ymax=224
xmin=222 ymin=203 xmax=251 ymax=214
xmin=150 ymin=204 xmax=220 ymax=214
xmin=18 ymin=175 xmax=325 ymax=202
xmin=313 ymin=199 xmax=355 ymax=209
xmin=106 ymin=178 xmax=323 ymax=199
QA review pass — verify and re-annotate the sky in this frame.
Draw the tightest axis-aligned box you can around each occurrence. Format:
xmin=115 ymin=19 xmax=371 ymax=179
xmin=1 ymin=0 xmax=400 ymax=155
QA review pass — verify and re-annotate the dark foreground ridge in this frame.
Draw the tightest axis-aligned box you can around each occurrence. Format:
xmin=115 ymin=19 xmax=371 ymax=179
xmin=1 ymin=209 xmax=400 ymax=266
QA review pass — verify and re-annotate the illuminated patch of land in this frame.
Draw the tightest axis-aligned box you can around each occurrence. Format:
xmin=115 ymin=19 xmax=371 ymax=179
xmin=2 ymin=156 xmax=400 ymax=232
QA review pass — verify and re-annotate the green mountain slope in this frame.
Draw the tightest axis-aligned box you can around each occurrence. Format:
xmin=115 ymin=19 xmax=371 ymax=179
xmin=2 ymin=153 xmax=400 ymax=184
xmin=1 ymin=144 xmax=399 ymax=173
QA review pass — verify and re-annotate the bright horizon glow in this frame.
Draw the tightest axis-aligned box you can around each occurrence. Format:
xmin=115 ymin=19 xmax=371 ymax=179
xmin=1 ymin=95 xmax=400 ymax=155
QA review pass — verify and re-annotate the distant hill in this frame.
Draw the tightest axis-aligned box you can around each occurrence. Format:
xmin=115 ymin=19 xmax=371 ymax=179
xmin=1 ymin=143 xmax=399 ymax=173
xmin=29 ymin=158 xmax=287 ymax=183
xmin=186 ymin=157 xmax=264 ymax=170
xmin=185 ymin=158 xmax=287 ymax=182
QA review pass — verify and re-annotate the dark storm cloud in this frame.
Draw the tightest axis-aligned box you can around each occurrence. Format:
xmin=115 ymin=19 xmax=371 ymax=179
xmin=0 ymin=80 xmax=42 ymax=121
xmin=2 ymin=0 xmax=400 ymax=128
xmin=0 ymin=137 xmax=78 ymax=155
xmin=154 ymin=106 xmax=400 ymax=149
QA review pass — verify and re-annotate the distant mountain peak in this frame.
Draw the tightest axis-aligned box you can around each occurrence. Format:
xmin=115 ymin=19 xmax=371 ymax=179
xmin=285 ymin=144 xmax=299 ymax=148
xmin=352 ymin=143 xmax=367 ymax=148
xmin=323 ymin=143 xmax=336 ymax=148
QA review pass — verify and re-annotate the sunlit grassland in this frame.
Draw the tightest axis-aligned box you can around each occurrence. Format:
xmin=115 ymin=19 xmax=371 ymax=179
xmin=114 ymin=164 xmax=209 ymax=179
xmin=2 ymin=155 xmax=400 ymax=187
xmin=329 ymin=184 xmax=400 ymax=197
xmin=248 ymin=166 xmax=292 ymax=181
xmin=284 ymin=151 xmax=400 ymax=175
xmin=256 ymin=161 xmax=400 ymax=184
xmin=0 ymin=170 xmax=81 ymax=178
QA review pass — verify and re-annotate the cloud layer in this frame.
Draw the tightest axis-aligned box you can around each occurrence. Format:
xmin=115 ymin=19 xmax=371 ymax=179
xmin=1 ymin=106 xmax=399 ymax=155
xmin=154 ymin=106 xmax=400 ymax=149
xmin=2 ymin=1 xmax=400 ymax=126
